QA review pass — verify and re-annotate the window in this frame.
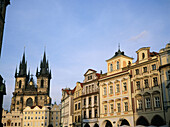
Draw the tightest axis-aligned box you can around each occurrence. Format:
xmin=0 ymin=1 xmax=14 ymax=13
xmin=117 ymin=103 xmax=121 ymax=112
xmin=94 ymin=96 xmax=97 ymax=104
xmin=145 ymin=98 xmax=151 ymax=108
xmin=153 ymin=77 xmax=158 ymax=86
xmin=123 ymin=82 xmax=127 ymax=91
xmin=86 ymin=86 xmax=88 ymax=94
xmin=19 ymin=80 xmax=22 ymax=88
xmin=89 ymin=110 xmax=92 ymax=118
xmin=78 ymin=115 xmax=80 ymax=122
xmin=56 ymin=117 xmax=58 ymax=119
xmin=28 ymin=116 xmax=30 ymax=119
xmin=17 ymin=101 xmax=19 ymax=105
xmin=110 ymin=104 xmax=114 ymax=113
xmin=136 ymin=81 xmax=140 ymax=90
xmin=144 ymin=79 xmax=149 ymax=88
xmin=89 ymin=97 xmax=91 ymax=105
xmin=25 ymin=116 xmax=27 ymax=119
xmin=84 ymin=98 xmax=86 ymax=105
xmin=56 ymin=122 xmax=58 ymax=126
xmin=155 ymin=97 xmax=160 ymax=108
xmin=92 ymin=84 xmax=94 ymax=92
xmin=137 ymin=99 xmax=142 ymax=110
xmin=124 ymin=102 xmax=128 ymax=112
xmin=15 ymin=123 xmax=17 ymax=126
xmin=152 ymin=64 xmax=156 ymax=70
xmin=109 ymin=85 xmax=113 ymax=94
xmin=103 ymin=87 xmax=107 ymax=95
xmin=116 ymin=84 xmax=120 ymax=92
xmin=41 ymin=123 xmax=43 ymax=126
xmin=142 ymin=53 xmax=145 ymax=59
xmin=78 ymin=103 xmax=80 ymax=109
xmin=117 ymin=61 xmax=120 ymax=69
xmin=88 ymin=75 xmax=92 ymax=80
xmin=45 ymin=116 xmax=47 ymax=119
xmin=143 ymin=67 xmax=147 ymax=72
xmin=104 ymin=105 xmax=107 ymax=114
xmin=95 ymin=109 xmax=97 ymax=118
xmin=84 ymin=111 xmax=86 ymax=118
xmin=110 ymin=63 xmax=113 ymax=72
xmin=35 ymin=116 xmax=37 ymax=119
xmin=41 ymin=79 xmax=44 ymax=88
xmin=42 ymin=116 xmax=44 ymax=119
xmin=75 ymin=104 xmax=77 ymax=110
xmin=136 ymin=69 xmax=139 ymax=75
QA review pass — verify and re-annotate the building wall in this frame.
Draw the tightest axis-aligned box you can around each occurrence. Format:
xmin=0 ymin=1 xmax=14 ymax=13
xmin=50 ymin=104 xmax=61 ymax=127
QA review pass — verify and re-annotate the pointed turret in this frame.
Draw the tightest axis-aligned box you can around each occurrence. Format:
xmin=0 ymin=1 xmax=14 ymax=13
xmin=36 ymin=67 xmax=38 ymax=76
xmin=15 ymin=67 xmax=17 ymax=78
xmin=18 ymin=50 xmax=27 ymax=76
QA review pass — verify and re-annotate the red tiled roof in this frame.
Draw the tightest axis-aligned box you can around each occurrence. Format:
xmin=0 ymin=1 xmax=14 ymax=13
xmin=150 ymin=51 xmax=159 ymax=57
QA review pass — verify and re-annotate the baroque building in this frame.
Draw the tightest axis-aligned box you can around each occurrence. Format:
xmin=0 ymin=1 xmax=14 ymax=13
xmin=81 ymin=69 xmax=100 ymax=127
xmin=10 ymin=51 xmax=52 ymax=112
xmin=99 ymin=48 xmax=134 ymax=127
xmin=129 ymin=47 xmax=165 ymax=126
xmin=159 ymin=43 xmax=170 ymax=125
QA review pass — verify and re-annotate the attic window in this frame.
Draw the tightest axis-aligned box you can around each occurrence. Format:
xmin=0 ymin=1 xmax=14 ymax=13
xmin=142 ymin=53 xmax=145 ymax=59
xmin=110 ymin=64 xmax=113 ymax=72
xmin=117 ymin=61 xmax=119 ymax=69
xmin=88 ymin=75 xmax=92 ymax=80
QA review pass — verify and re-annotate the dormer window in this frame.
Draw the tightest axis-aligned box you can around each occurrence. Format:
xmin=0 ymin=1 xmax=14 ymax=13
xmin=117 ymin=61 xmax=119 ymax=69
xmin=142 ymin=53 xmax=145 ymax=59
xmin=110 ymin=64 xmax=113 ymax=72
xmin=88 ymin=75 xmax=92 ymax=80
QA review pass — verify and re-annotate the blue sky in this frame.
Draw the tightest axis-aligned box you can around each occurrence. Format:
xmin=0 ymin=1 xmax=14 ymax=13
xmin=0 ymin=0 xmax=170 ymax=110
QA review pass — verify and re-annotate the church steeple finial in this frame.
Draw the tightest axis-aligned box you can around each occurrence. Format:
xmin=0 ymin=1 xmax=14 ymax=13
xmin=18 ymin=48 xmax=27 ymax=76
xmin=118 ymin=43 xmax=120 ymax=51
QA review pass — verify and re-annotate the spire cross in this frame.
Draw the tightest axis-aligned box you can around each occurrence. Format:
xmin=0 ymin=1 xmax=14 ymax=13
xmin=118 ymin=43 xmax=120 ymax=50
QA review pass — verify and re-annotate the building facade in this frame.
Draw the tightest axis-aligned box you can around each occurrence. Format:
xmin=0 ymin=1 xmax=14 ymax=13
xmin=73 ymin=82 xmax=83 ymax=127
xmin=129 ymin=47 xmax=165 ymax=126
xmin=159 ymin=43 xmax=170 ymax=125
xmin=99 ymin=49 xmax=134 ymax=127
xmin=81 ymin=69 xmax=100 ymax=127
xmin=61 ymin=88 xmax=74 ymax=127
xmin=2 ymin=109 xmax=23 ymax=127
xmin=10 ymin=52 xmax=52 ymax=112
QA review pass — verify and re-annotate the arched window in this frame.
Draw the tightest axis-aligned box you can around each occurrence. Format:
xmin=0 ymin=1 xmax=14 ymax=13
xmin=110 ymin=64 xmax=113 ymax=72
xmin=26 ymin=98 xmax=33 ymax=107
xmin=41 ymin=79 xmax=44 ymax=88
xmin=142 ymin=53 xmax=145 ymax=59
xmin=19 ymin=80 xmax=22 ymax=88
xmin=117 ymin=61 xmax=119 ymax=69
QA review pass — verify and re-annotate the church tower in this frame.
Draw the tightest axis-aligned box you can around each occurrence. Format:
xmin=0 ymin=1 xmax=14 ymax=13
xmin=36 ymin=51 xmax=52 ymax=106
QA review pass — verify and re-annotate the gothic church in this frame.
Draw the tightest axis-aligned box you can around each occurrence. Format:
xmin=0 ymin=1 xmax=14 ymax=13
xmin=10 ymin=51 xmax=52 ymax=112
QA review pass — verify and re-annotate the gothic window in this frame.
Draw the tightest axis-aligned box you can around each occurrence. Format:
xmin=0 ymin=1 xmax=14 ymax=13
xmin=19 ymin=80 xmax=22 ymax=88
xmin=41 ymin=79 xmax=44 ymax=88
xmin=26 ymin=98 xmax=33 ymax=107
xmin=117 ymin=61 xmax=120 ymax=69
xmin=110 ymin=64 xmax=113 ymax=72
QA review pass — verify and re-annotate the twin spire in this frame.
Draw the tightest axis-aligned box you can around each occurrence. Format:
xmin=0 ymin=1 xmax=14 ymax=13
xmin=15 ymin=50 xmax=51 ymax=79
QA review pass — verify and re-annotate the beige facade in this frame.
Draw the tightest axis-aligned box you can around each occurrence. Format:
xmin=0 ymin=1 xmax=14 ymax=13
xmin=99 ymin=49 xmax=134 ymax=127
xmin=81 ymin=69 xmax=100 ymax=127
xmin=61 ymin=88 xmax=74 ymax=127
xmin=2 ymin=109 xmax=23 ymax=127
xmin=23 ymin=106 xmax=50 ymax=127
xmin=159 ymin=43 xmax=170 ymax=125
xmin=50 ymin=104 xmax=61 ymax=127
xmin=73 ymin=82 xmax=83 ymax=127
xmin=130 ymin=47 xmax=165 ymax=126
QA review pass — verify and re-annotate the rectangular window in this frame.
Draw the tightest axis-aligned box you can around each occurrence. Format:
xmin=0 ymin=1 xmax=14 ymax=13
xmin=86 ymin=86 xmax=88 ymax=94
xmin=143 ymin=67 xmax=147 ymax=72
xmin=104 ymin=105 xmax=107 ymax=114
xmin=144 ymin=79 xmax=149 ymax=88
xmin=95 ymin=109 xmax=97 ymax=118
xmin=155 ymin=97 xmax=160 ymax=108
xmin=152 ymin=64 xmax=156 ymax=70
xmin=75 ymin=116 xmax=77 ymax=122
xmin=84 ymin=98 xmax=86 ymax=105
xmin=88 ymin=75 xmax=92 ymax=80
xmin=94 ymin=96 xmax=97 ymax=104
xmin=84 ymin=111 xmax=86 ymax=118
xmin=116 ymin=84 xmax=120 ymax=92
xmin=89 ymin=97 xmax=91 ymax=105
xmin=17 ymin=101 xmax=19 ymax=105
xmin=110 ymin=104 xmax=114 ymax=113
xmin=136 ymin=81 xmax=140 ymax=90
xmin=145 ymin=98 xmax=151 ymax=108
xmin=137 ymin=99 xmax=142 ymax=110
xmin=124 ymin=102 xmax=128 ymax=112
xmin=153 ymin=77 xmax=158 ymax=86
xmin=103 ymin=87 xmax=107 ymax=95
xmin=136 ymin=69 xmax=139 ymax=75
xmin=78 ymin=103 xmax=80 ymax=109
xmin=117 ymin=103 xmax=121 ymax=112
xmin=123 ymin=82 xmax=127 ymax=91
xmin=89 ymin=110 xmax=92 ymax=118
xmin=75 ymin=104 xmax=77 ymax=111
xmin=109 ymin=85 xmax=113 ymax=94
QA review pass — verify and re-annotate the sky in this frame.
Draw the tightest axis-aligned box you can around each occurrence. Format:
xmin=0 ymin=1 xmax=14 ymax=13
xmin=0 ymin=0 xmax=170 ymax=110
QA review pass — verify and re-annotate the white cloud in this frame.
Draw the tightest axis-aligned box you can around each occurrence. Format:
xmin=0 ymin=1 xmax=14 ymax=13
xmin=129 ymin=30 xmax=148 ymax=41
